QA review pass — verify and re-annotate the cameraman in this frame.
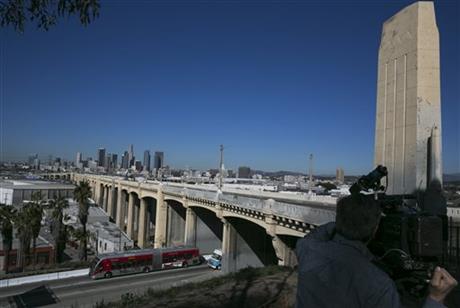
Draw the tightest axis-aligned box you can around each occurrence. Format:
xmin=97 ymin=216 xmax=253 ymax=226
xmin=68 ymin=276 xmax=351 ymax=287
xmin=295 ymin=195 xmax=457 ymax=308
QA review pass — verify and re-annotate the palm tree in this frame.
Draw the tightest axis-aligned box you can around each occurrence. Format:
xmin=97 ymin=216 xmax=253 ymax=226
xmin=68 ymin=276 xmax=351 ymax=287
xmin=15 ymin=206 xmax=34 ymax=271
xmin=48 ymin=196 xmax=69 ymax=263
xmin=0 ymin=205 xmax=16 ymax=274
xmin=29 ymin=192 xmax=44 ymax=269
xmin=74 ymin=181 xmax=92 ymax=261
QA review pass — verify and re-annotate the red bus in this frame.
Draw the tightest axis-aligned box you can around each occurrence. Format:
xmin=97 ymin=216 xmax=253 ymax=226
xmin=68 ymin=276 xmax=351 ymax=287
xmin=89 ymin=246 xmax=201 ymax=279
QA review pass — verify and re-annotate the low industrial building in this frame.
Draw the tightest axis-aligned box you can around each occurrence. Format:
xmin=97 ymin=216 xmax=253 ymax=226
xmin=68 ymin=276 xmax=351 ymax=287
xmin=0 ymin=180 xmax=75 ymax=205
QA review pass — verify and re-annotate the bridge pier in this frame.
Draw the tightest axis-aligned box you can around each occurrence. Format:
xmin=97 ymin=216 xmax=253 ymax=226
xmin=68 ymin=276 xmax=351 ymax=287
xmin=221 ymin=218 xmax=237 ymax=273
xmin=138 ymin=198 xmax=148 ymax=248
xmin=127 ymin=193 xmax=135 ymax=239
xmin=271 ymin=235 xmax=297 ymax=266
xmin=107 ymin=186 xmax=114 ymax=218
xmin=104 ymin=187 xmax=109 ymax=212
xmin=154 ymin=188 xmax=167 ymax=248
xmin=115 ymin=188 xmax=124 ymax=228
xmin=184 ymin=207 xmax=197 ymax=246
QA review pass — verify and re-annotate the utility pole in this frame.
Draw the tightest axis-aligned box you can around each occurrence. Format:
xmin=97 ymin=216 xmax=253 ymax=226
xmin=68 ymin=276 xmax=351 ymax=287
xmin=308 ymin=154 xmax=313 ymax=193
xmin=218 ymin=144 xmax=224 ymax=190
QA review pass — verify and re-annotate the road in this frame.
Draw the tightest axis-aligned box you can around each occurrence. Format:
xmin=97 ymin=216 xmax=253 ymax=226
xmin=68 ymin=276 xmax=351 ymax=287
xmin=0 ymin=265 xmax=217 ymax=308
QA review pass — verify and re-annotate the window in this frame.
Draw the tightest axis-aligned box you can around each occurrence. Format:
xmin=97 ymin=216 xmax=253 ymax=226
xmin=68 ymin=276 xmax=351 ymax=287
xmin=104 ymin=243 xmax=107 ymax=251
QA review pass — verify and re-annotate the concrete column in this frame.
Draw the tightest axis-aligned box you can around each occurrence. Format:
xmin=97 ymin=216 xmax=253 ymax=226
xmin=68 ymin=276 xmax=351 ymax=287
xmin=271 ymin=236 xmax=297 ymax=267
xmin=154 ymin=187 xmax=167 ymax=248
xmin=107 ymin=187 xmax=114 ymax=218
xmin=100 ymin=186 xmax=105 ymax=208
xmin=116 ymin=188 xmax=123 ymax=227
xmin=127 ymin=193 xmax=135 ymax=240
xmin=138 ymin=198 xmax=148 ymax=248
xmin=221 ymin=218 xmax=237 ymax=273
xmin=91 ymin=183 xmax=96 ymax=200
xmin=96 ymin=184 xmax=101 ymax=206
xmin=104 ymin=187 xmax=109 ymax=212
xmin=184 ymin=207 xmax=197 ymax=246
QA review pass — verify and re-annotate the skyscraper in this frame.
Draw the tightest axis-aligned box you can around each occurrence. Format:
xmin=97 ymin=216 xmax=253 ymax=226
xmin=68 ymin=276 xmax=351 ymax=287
xmin=143 ymin=150 xmax=151 ymax=172
xmin=28 ymin=153 xmax=38 ymax=166
xmin=111 ymin=154 xmax=118 ymax=170
xmin=97 ymin=148 xmax=106 ymax=167
xmin=154 ymin=151 xmax=164 ymax=171
xmin=76 ymin=152 xmax=82 ymax=165
xmin=374 ymin=2 xmax=442 ymax=194
xmin=121 ymin=151 xmax=129 ymax=169
xmin=128 ymin=144 xmax=135 ymax=167
xmin=105 ymin=154 xmax=112 ymax=171
xmin=336 ymin=168 xmax=345 ymax=184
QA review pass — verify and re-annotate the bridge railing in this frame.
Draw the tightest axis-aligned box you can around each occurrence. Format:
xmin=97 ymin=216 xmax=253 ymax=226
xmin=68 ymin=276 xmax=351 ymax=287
xmin=75 ymin=174 xmax=336 ymax=226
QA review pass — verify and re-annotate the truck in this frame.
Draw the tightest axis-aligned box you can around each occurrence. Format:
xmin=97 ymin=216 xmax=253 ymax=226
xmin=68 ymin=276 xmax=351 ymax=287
xmin=207 ymin=249 xmax=222 ymax=270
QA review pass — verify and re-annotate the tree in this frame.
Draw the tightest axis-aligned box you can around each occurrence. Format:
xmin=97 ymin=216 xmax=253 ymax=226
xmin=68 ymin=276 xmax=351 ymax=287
xmin=317 ymin=182 xmax=337 ymax=191
xmin=74 ymin=180 xmax=92 ymax=261
xmin=48 ymin=196 xmax=69 ymax=263
xmin=14 ymin=206 xmax=34 ymax=270
xmin=0 ymin=0 xmax=100 ymax=32
xmin=0 ymin=205 xmax=16 ymax=274
xmin=29 ymin=192 xmax=44 ymax=269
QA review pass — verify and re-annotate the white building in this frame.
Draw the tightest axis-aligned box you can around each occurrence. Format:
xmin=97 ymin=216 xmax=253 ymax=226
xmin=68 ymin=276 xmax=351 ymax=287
xmin=64 ymin=199 xmax=133 ymax=253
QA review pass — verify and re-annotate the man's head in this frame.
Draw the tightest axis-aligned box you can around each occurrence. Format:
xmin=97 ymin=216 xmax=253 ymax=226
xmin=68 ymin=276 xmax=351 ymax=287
xmin=335 ymin=195 xmax=382 ymax=242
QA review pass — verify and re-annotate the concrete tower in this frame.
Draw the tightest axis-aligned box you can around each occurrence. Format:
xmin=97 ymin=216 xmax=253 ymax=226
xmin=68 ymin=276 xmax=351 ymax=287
xmin=374 ymin=1 xmax=442 ymax=194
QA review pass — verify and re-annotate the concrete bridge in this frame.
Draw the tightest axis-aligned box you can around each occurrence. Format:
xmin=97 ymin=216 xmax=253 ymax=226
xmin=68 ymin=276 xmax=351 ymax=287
xmin=71 ymin=173 xmax=336 ymax=272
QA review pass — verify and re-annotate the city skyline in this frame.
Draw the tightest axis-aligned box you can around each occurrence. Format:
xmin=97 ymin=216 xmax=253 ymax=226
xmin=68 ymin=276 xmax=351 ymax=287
xmin=2 ymin=0 xmax=459 ymax=175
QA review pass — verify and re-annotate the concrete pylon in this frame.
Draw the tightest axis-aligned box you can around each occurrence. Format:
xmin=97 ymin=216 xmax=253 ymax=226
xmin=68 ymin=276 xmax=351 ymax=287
xmin=221 ymin=218 xmax=237 ymax=273
xmin=138 ymin=198 xmax=148 ymax=248
xmin=96 ymin=184 xmax=101 ymax=207
xmin=374 ymin=1 xmax=442 ymax=194
xmin=107 ymin=187 xmax=114 ymax=218
xmin=271 ymin=236 xmax=297 ymax=267
xmin=126 ymin=193 xmax=135 ymax=240
xmin=104 ymin=186 xmax=108 ymax=212
xmin=115 ymin=187 xmax=123 ymax=228
xmin=154 ymin=187 xmax=167 ymax=248
xmin=184 ymin=207 xmax=197 ymax=246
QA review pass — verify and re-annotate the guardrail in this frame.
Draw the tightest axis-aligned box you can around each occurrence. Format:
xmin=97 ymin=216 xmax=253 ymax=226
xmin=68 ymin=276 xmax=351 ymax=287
xmin=0 ymin=268 xmax=90 ymax=288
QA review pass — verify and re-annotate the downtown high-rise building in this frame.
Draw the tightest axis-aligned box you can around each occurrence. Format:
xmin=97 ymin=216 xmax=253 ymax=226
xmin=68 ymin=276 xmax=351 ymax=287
xmin=111 ymin=154 xmax=118 ymax=170
xmin=128 ymin=144 xmax=135 ymax=167
xmin=121 ymin=151 xmax=129 ymax=169
xmin=336 ymin=167 xmax=345 ymax=184
xmin=143 ymin=150 xmax=151 ymax=172
xmin=97 ymin=148 xmax=106 ymax=167
xmin=105 ymin=154 xmax=112 ymax=171
xmin=28 ymin=153 xmax=38 ymax=166
xmin=154 ymin=151 xmax=164 ymax=171
xmin=76 ymin=152 xmax=82 ymax=165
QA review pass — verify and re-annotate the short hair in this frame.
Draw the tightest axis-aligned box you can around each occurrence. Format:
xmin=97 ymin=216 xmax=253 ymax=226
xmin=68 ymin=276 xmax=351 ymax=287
xmin=335 ymin=195 xmax=382 ymax=242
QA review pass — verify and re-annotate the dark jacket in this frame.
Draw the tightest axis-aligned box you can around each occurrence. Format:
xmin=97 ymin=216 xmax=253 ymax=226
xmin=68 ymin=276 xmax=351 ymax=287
xmin=295 ymin=222 xmax=443 ymax=308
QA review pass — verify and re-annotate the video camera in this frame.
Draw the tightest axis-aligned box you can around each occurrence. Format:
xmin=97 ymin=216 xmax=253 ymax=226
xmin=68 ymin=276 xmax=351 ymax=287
xmin=350 ymin=166 xmax=445 ymax=298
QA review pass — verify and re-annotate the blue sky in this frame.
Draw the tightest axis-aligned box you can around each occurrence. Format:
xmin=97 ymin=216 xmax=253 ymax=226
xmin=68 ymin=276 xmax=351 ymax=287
xmin=1 ymin=0 xmax=459 ymax=175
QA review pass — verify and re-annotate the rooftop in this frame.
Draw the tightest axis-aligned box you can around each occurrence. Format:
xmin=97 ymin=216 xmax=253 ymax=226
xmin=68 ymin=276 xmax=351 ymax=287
xmin=0 ymin=180 xmax=75 ymax=190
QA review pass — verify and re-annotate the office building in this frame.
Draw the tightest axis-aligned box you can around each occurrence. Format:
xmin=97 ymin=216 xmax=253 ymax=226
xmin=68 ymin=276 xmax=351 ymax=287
xmin=238 ymin=166 xmax=251 ymax=179
xmin=97 ymin=148 xmax=106 ymax=167
xmin=128 ymin=144 xmax=135 ymax=167
xmin=154 ymin=151 xmax=164 ymax=171
xmin=336 ymin=168 xmax=345 ymax=184
xmin=143 ymin=150 xmax=151 ymax=172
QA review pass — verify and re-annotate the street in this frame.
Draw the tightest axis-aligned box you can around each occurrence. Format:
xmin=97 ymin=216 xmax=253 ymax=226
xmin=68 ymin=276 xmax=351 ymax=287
xmin=0 ymin=265 xmax=216 ymax=308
